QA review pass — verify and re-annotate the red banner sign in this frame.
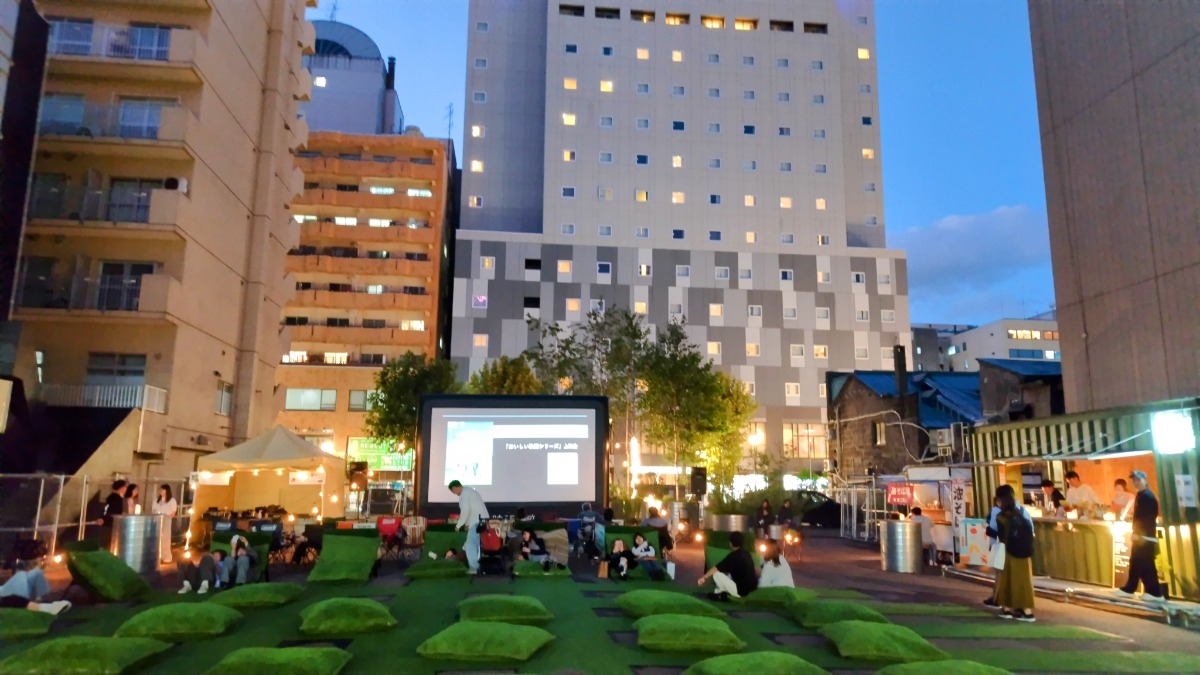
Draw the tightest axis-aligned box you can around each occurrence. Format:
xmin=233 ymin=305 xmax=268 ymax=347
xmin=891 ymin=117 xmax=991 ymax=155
xmin=886 ymin=483 xmax=914 ymax=506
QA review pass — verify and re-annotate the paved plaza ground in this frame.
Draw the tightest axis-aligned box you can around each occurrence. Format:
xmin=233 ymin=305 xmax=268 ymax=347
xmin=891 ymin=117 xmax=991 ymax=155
xmin=2 ymin=530 xmax=1199 ymax=673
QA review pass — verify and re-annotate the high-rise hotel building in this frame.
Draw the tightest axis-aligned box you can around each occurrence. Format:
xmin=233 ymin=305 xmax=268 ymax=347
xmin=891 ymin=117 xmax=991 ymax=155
xmin=452 ymin=1 xmax=910 ymax=467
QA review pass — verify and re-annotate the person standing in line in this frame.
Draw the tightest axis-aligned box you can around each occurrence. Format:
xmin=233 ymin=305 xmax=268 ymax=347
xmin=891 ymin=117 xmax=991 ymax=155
xmin=449 ymin=480 xmax=489 ymax=574
xmin=152 ymin=484 xmax=178 ymax=563
xmin=994 ymin=487 xmax=1037 ymax=622
xmin=1113 ymin=471 xmax=1167 ymax=604
xmin=125 ymin=484 xmax=141 ymax=515
xmin=98 ymin=480 xmax=127 ymax=526
xmin=908 ymin=507 xmax=936 ymax=566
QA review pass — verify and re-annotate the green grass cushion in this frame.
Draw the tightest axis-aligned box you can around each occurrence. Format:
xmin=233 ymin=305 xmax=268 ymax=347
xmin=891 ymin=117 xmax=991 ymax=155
xmin=405 ymin=558 xmax=467 ymax=579
xmin=512 ymin=560 xmax=572 ymax=578
xmin=819 ymin=620 xmax=950 ymax=664
xmin=208 ymin=582 xmax=305 ymax=608
xmin=0 ymin=608 xmax=55 ymax=639
xmin=458 ymin=594 xmax=553 ymax=625
xmin=203 ymin=647 xmax=352 ymax=675
xmin=307 ymin=535 xmax=380 ymax=583
xmin=299 ymin=598 xmax=396 ymax=636
xmin=876 ymin=660 xmax=1011 ymax=675
xmin=421 ymin=530 xmax=467 ymax=559
xmin=416 ymin=621 xmax=555 ymax=661
xmin=0 ymin=636 xmax=170 ymax=674
xmin=633 ymin=614 xmax=746 ymax=654
xmin=683 ymin=651 xmax=830 ymax=675
xmin=794 ymin=599 xmax=891 ymax=628
xmin=115 ymin=603 xmax=243 ymax=640
xmin=741 ymin=586 xmax=819 ymax=609
xmin=616 ymin=589 xmax=724 ymax=618
xmin=69 ymin=550 xmax=151 ymax=601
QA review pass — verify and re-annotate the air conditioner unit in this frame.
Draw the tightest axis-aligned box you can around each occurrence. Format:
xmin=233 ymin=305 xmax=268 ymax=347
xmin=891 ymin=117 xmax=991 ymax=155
xmin=164 ymin=177 xmax=188 ymax=194
xmin=934 ymin=428 xmax=954 ymax=447
xmin=937 ymin=445 xmax=953 ymax=458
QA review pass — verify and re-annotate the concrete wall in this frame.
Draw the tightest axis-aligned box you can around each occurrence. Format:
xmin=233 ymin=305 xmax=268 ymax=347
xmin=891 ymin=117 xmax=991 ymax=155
xmin=978 ymin=362 xmax=1063 ymax=421
xmin=1029 ymin=1 xmax=1200 ymax=410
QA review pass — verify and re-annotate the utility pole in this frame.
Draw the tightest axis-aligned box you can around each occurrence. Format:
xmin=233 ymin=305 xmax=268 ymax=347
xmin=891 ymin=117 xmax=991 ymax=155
xmin=328 ymin=0 xmax=339 ymax=22
xmin=445 ymin=103 xmax=454 ymax=140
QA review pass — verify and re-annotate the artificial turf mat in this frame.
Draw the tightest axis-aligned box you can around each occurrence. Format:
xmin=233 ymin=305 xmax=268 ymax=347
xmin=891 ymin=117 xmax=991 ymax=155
xmin=865 ymin=602 xmax=990 ymax=617
xmin=909 ymin=622 xmax=1115 ymax=640
xmin=943 ymin=650 xmax=1200 ymax=673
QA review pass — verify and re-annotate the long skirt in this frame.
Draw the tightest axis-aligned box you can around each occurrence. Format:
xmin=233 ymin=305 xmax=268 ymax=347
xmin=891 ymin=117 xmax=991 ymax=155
xmin=995 ymin=556 xmax=1035 ymax=610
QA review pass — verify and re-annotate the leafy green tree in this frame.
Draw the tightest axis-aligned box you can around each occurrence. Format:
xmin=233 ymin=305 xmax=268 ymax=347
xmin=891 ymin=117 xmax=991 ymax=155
xmin=704 ymin=371 xmax=759 ymax=503
xmin=466 ymin=355 xmax=545 ymax=395
xmin=365 ymin=352 xmax=461 ymax=452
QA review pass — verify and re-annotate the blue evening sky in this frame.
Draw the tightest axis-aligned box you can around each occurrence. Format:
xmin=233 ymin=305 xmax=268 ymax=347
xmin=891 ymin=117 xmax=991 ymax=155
xmin=307 ymin=1 xmax=1055 ymax=325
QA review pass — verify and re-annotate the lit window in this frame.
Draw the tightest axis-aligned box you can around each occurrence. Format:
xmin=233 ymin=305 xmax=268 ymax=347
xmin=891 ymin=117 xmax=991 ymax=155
xmin=470 ymin=160 xmax=483 ymax=172
xmin=635 ymin=190 xmax=649 ymax=202
xmin=473 ymin=334 xmax=489 ymax=348
xmin=858 ymin=48 xmax=871 ymax=60
xmin=638 ymin=264 xmax=652 ymax=276
xmin=671 ymin=192 xmax=685 ymax=204
xmin=562 ymin=113 xmax=576 ymax=125
xmin=313 ymin=76 xmax=328 ymax=87
xmin=600 ymin=80 xmax=614 ymax=92
xmin=860 ymin=84 xmax=872 ymax=94
xmin=562 ymin=223 xmax=577 ymax=235
xmin=747 ymin=344 xmax=761 ymax=357
xmin=367 ymin=284 xmax=384 ymax=294
xmin=702 ymin=16 xmax=724 ymax=29
xmin=785 ymin=383 xmax=801 ymax=397
xmin=407 ymin=188 xmax=433 ymax=197
xmin=566 ymin=299 xmax=581 ymax=312
xmin=780 ymin=197 xmax=793 ymax=209
xmin=370 ymin=185 xmax=396 ymax=195
xmin=672 ymin=155 xmax=683 ymax=168
xmin=817 ymin=235 xmax=831 ymax=246
xmin=334 ymin=216 xmax=357 ymax=226
xmin=745 ymin=232 xmax=757 ymax=243
xmin=862 ymin=148 xmax=875 ymax=159
xmin=665 ymin=13 xmax=688 ymax=26
xmin=634 ymin=301 xmax=648 ymax=314
xmin=480 ymin=256 xmax=495 ymax=271
xmin=672 ymin=50 xmax=683 ymax=62
xmin=707 ymin=342 xmax=721 ymax=355
xmin=563 ymin=149 xmax=576 ymax=161
xmin=558 ymin=260 xmax=573 ymax=273
xmin=564 ymin=78 xmax=577 ymax=90
xmin=790 ymin=344 xmax=805 ymax=358
xmin=815 ymin=198 xmax=827 ymax=210
xmin=368 ymin=218 xmax=391 ymax=227
xmin=814 ymin=345 xmax=828 ymax=359
xmin=292 ymin=214 xmax=315 ymax=223
xmin=744 ymin=195 xmax=756 ymax=207
xmin=818 ymin=271 xmax=832 ymax=284
xmin=468 ymin=196 xmax=483 ymax=208
xmin=748 ymin=305 xmax=763 ymax=317
xmin=637 ymin=48 xmax=649 ymax=60
xmin=676 ymin=265 xmax=691 ymax=277
xmin=735 ymin=18 xmax=757 ymax=30
xmin=709 ymin=303 xmax=723 ymax=317
xmin=471 ymin=125 xmax=484 ymax=138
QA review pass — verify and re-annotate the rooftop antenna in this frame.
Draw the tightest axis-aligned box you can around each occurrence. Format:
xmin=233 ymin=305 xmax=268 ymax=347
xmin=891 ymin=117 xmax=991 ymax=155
xmin=328 ymin=0 xmax=339 ymax=22
xmin=444 ymin=103 xmax=454 ymax=139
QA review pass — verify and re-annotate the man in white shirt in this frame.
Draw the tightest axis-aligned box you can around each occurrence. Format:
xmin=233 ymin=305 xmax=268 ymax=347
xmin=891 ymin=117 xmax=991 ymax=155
xmin=449 ymin=480 xmax=489 ymax=574
xmin=1064 ymin=471 xmax=1101 ymax=513
xmin=909 ymin=507 xmax=935 ymax=566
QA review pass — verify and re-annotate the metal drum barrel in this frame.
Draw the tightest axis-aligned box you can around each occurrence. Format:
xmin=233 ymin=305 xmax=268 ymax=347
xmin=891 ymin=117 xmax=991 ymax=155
xmin=879 ymin=520 xmax=923 ymax=573
xmin=111 ymin=514 xmax=162 ymax=574
xmin=767 ymin=524 xmax=786 ymax=540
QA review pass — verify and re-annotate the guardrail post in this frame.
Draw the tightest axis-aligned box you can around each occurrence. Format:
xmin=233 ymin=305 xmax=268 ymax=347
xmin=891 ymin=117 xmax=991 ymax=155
xmin=77 ymin=474 xmax=89 ymax=540
xmin=50 ymin=475 xmax=65 ymax=559
xmin=33 ymin=477 xmax=45 ymax=540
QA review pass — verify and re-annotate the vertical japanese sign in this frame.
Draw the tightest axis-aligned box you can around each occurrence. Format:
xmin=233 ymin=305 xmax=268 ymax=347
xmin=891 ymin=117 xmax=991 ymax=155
xmin=951 ymin=478 xmax=967 ymax=554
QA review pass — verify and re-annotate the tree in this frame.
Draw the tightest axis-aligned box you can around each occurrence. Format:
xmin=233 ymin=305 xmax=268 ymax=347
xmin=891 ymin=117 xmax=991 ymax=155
xmin=466 ymin=355 xmax=545 ymax=395
xmin=365 ymin=352 xmax=461 ymax=452
xmin=704 ymin=371 xmax=759 ymax=504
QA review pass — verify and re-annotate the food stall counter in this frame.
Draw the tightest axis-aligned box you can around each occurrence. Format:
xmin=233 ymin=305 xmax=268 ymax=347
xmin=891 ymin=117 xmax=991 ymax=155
xmin=1031 ymin=516 xmax=1133 ymax=588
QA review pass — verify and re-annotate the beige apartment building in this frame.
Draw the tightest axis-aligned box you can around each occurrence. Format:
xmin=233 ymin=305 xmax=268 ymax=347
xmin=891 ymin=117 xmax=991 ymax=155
xmin=279 ymin=131 xmax=453 ymax=470
xmin=1030 ymin=1 xmax=1200 ymax=411
xmin=12 ymin=0 xmax=315 ymax=478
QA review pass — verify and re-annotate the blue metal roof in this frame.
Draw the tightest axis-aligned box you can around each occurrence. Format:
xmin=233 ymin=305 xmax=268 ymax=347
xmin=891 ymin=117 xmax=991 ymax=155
xmin=978 ymin=358 xmax=1063 ymax=378
xmin=852 ymin=372 xmax=908 ymax=397
xmin=839 ymin=371 xmax=984 ymax=426
xmin=919 ymin=402 xmax=961 ymax=429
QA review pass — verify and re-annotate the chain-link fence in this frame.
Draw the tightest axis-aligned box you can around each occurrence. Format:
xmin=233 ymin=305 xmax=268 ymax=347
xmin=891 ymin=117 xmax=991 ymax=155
xmin=0 ymin=473 xmax=193 ymax=564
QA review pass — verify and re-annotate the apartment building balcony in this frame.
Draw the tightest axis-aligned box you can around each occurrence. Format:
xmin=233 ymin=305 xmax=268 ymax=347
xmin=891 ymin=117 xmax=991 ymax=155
xmin=299 ymin=188 xmax=437 ymax=213
xmin=26 ymin=185 xmax=185 ymax=240
xmin=47 ymin=24 xmax=203 ymax=84
xmin=291 ymin=289 xmax=434 ymax=312
xmin=294 ymin=156 xmax=441 ymax=183
xmin=38 ymin=102 xmax=197 ymax=161
xmin=35 ymin=383 xmax=168 ymax=413
xmin=15 ymin=273 xmax=183 ymax=325
xmin=285 ymin=254 xmax=434 ymax=278
xmin=288 ymin=325 xmax=429 ymax=347
xmin=299 ymin=220 xmax=436 ymax=245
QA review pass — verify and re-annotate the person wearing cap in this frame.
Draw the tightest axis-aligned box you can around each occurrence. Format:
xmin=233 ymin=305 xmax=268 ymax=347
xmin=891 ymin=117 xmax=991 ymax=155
xmin=1113 ymin=470 xmax=1167 ymax=604
xmin=448 ymin=480 xmax=489 ymax=574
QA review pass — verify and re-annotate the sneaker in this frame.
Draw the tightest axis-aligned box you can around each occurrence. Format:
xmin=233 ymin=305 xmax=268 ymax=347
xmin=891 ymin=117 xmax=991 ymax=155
xmin=178 ymin=581 xmax=193 ymax=594
xmin=1142 ymin=594 xmax=1168 ymax=605
xmin=47 ymin=600 xmax=72 ymax=616
xmin=466 ymin=568 xmax=479 ymax=575
xmin=542 ymin=560 xmax=551 ymax=573
xmin=982 ymin=597 xmax=1000 ymax=609
xmin=1015 ymin=612 xmax=1036 ymax=623
xmin=556 ymin=563 xmax=567 ymax=571
xmin=428 ymin=552 xmax=438 ymax=560
xmin=1111 ymin=589 xmax=1137 ymax=599
xmin=997 ymin=610 xmax=1015 ymax=620
xmin=197 ymin=580 xmax=209 ymax=595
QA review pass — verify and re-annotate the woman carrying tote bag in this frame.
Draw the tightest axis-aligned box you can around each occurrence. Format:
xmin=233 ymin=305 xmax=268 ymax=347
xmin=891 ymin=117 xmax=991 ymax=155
xmin=993 ymin=486 xmax=1036 ymax=622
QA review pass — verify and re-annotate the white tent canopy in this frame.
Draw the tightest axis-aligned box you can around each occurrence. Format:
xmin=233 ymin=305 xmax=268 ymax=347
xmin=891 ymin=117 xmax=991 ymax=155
xmin=198 ymin=425 xmax=333 ymax=472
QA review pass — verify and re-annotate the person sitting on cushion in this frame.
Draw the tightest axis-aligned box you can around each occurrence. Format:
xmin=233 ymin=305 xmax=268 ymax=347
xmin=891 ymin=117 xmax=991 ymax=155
xmin=230 ymin=535 xmax=257 ymax=585
xmin=178 ymin=549 xmax=227 ymax=594
xmin=631 ymin=533 xmax=664 ymax=580
xmin=697 ymin=531 xmax=758 ymax=600
xmin=0 ymin=560 xmax=70 ymax=615
xmin=609 ymin=539 xmax=637 ymax=580
xmin=757 ymin=539 xmax=794 ymax=588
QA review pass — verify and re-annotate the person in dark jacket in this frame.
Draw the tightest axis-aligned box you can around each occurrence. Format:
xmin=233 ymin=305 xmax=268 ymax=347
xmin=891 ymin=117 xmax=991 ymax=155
xmin=776 ymin=499 xmax=795 ymax=529
xmin=98 ymin=480 xmax=127 ymax=526
xmin=755 ymin=500 xmax=774 ymax=536
xmin=1113 ymin=470 xmax=1167 ymax=604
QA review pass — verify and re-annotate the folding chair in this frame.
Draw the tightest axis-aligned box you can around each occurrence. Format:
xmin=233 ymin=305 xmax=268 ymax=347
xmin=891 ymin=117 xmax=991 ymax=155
xmin=295 ymin=527 xmax=323 ymax=564
xmin=377 ymin=517 xmax=404 ymax=562
xmin=400 ymin=515 xmax=426 ymax=562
